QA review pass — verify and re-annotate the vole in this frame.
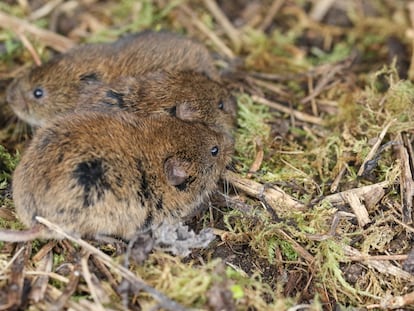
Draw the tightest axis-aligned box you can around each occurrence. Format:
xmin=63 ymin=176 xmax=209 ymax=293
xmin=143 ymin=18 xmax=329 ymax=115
xmin=0 ymin=111 xmax=233 ymax=241
xmin=6 ymin=30 xmax=221 ymax=127
xmin=8 ymin=69 xmax=237 ymax=134
xmin=75 ymin=71 xmax=237 ymax=136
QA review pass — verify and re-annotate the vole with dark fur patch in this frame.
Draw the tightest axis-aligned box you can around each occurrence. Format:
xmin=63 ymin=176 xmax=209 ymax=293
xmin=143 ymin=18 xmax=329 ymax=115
xmin=0 ymin=111 xmax=232 ymax=241
xmin=75 ymin=71 xmax=237 ymax=136
xmin=6 ymin=30 xmax=221 ymax=127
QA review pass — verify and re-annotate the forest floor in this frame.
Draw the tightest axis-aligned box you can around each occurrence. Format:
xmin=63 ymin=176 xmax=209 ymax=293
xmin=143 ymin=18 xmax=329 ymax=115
xmin=0 ymin=0 xmax=414 ymax=310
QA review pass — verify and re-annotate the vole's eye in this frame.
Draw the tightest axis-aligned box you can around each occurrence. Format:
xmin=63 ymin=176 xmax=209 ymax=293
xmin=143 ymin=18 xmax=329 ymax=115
xmin=218 ymin=100 xmax=224 ymax=110
xmin=211 ymin=146 xmax=219 ymax=156
xmin=33 ymin=88 xmax=44 ymax=99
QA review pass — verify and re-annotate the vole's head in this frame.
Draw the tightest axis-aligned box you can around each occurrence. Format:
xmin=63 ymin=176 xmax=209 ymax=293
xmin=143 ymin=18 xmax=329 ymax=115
xmin=6 ymin=56 xmax=101 ymax=127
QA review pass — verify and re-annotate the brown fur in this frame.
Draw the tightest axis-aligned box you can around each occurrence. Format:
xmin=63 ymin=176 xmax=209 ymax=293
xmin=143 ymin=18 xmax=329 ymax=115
xmin=75 ymin=71 xmax=237 ymax=137
xmin=10 ymin=112 xmax=233 ymax=240
xmin=6 ymin=31 xmax=220 ymax=127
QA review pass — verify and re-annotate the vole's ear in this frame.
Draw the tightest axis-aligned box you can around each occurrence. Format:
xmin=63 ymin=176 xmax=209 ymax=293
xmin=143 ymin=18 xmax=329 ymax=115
xmin=79 ymin=72 xmax=102 ymax=85
xmin=164 ymin=157 xmax=189 ymax=186
xmin=175 ymin=102 xmax=201 ymax=121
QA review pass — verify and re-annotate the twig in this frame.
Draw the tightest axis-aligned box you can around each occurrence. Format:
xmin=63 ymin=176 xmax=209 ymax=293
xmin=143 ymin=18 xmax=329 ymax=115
xmin=16 ymin=32 xmax=42 ymax=66
xmin=48 ymin=265 xmax=81 ymax=311
xmin=323 ymin=181 xmax=389 ymax=205
xmin=252 ymin=95 xmax=323 ymax=125
xmin=202 ymin=0 xmax=241 ymax=51
xmin=0 ymin=246 xmax=25 ymax=276
xmin=397 ymin=133 xmax=414 ymax=223
xmin=28 ymin=0 xmax=64 ymax=21
xmin=32 ymin=241 xmax=57 ymax=262
xmin=46 ymin=279 xmax=83 ymax=311
xmin=330 ymin=165 xmax=346 ymax=193
xmin=179 ymin=4 xmax=235 ymax=59
xmin=357 ymin=119 xmax=395 ymax=176
xmin=80 ymin=253 xmax=106 ymax=311
xmin=309 ymin=0 xmax=336 ymax=22
xmin=246 ymin=137 xmax=264 ymax=177
xmin=259 ymin=0 xmax=285 ymax=31
xmin=342 ymin=192 xmax=370 ymax=227
xmin=251 ymin=77 xmax=291 ymax=98
xmin=346 ymin=254 xmax=408 ymax=262
xmin=223 ymin=170 xmax=305 ymax=211
xmin=300 ymin=62 xmax=345 ymax=104
xmin=343 ymin=245 xmax=414 ymax=281
xmin=29 ymin=250 xmax=53 ymax=302
xmin=0 ymin=10 xmax=75 ymax=52
xmin=36 ymin=216 xmax=190 ymax=311
xmin=377 ymin=290 xmax=414 ymax=309
xmin=7 ymin=243 xmax=31 ymax=309
xmin=276 ymin=229 xmax=314 ymax=263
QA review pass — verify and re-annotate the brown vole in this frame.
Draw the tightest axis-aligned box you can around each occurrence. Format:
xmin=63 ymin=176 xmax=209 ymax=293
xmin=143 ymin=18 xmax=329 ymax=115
xmin=6 ymin=30 xmax=220 ymax=127
xmin=0 ymin=111 xmax=232 ymax=241
xmin=75 ymin=71 xmax=237 ymax=136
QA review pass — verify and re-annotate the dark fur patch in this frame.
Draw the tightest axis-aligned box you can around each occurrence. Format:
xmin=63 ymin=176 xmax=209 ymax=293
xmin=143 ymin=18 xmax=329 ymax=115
xmin=57 ymin=152 xmax=64 ymax=164
xmin=165 ymin=106 xmax=176 ymax=116
xmin=73 ymin=159 xmax=111 ymax=208
xmin=175 ymin=176 xmax=196 ymax=192
xmin=37 ymin=128 xmax=58 ymax=151
xmin=105 ymin=90 xmax=125 ymax=108
xmin=79 ymin=72 xmax=99 ymax=83
xmin=155 ymin=197 xmax=163 ymax=210
xmin=143 ymin=210 xmax=153 ymax=228
xmin=136 ymin=159 xmax=153 ymax=205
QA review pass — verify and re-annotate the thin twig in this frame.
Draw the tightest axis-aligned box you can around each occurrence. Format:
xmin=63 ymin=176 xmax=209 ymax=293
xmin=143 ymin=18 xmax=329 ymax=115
xmin=179 ymin=4 xmax=235 ymax=59
xmin=80 ymin=253 xmax=106 ymax=311
xmin=343 ymin=245 xmax=414 ymax=281
xmin=397 ymin=133 xmax=414 ymax=223
xmin=36 ymin=216 xmax=190 ymax=311
xmin=259 ymin=0 xmax=286 ymax=31
xmin=346 ymin=254 xmax=408 ymax=262
xmin=0 ymin=10 xmax=75 ymax=52
xmin=16 ymin=32 xmax=42 ymax=66
xmin=202 ymin=0 xmax=241 ymax=51
xmin=0 ymin=246 xmax=25 ymax=276
xmin=309 ymin=0 xmax=336 ymax=22
xmin=28 ymin=0 xmax=64 ymax=21
xmin=252 ymin=95 xmax=323 ymax=125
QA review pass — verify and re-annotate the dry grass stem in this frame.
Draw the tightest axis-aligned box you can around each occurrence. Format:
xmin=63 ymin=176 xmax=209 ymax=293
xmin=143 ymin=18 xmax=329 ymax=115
xmin=343 ymin=245 xmax=414 ymax=281
xmin=28 ymin=250 xmax=53 ymax=302
xmin=0 ymin=11 xmax=75 ymax=52
xmin=246 ymin=137 xmax=264 ymax=177
xmin=179 ymin=5 xmax=235 ymax=59
xmin=346 ymin=254 xmax=408 ymax=262
xmin=259 ymin=0 xmax=286 ymax=31
xmin=28 ymin=0 xmax=64 ymax=21
xmin=16 ymin=32 xmax=42 ymax=66
xmin=80 ymin=253 xmax=106 ymax=311
xmin=202 ymin=0 xmax=241 ymax=51
xmin=357 ymin=119 xmax=395 ymax=176
xmin=252 ymin=95 xmax=323 ymax=125
xmin=330 ymin=165 xmax=346 ymax=193
xmin=309 ymin=0 xmax=337 ymax=22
